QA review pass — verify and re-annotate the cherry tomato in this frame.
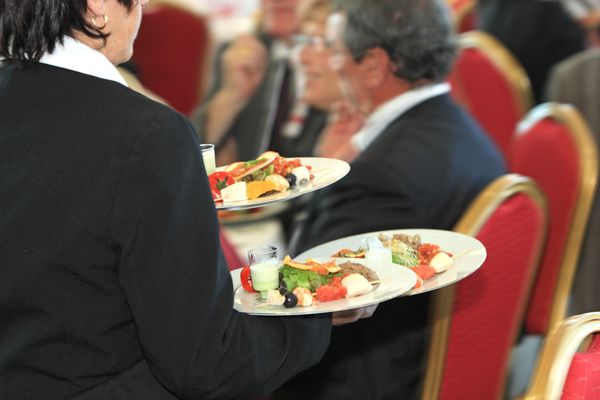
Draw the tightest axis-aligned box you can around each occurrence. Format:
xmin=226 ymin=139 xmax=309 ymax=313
xmin=240 ymin=266 xmax=256 ymax=293
xmin=208 ymin=171 xmax=235 ymax=201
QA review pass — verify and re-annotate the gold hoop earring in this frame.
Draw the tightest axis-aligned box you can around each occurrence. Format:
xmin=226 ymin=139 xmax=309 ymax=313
xmin=92 ymin=14 xmax=109 ymax=29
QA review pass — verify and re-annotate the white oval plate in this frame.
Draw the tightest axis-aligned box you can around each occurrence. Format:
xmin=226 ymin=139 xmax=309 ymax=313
xmin=297 ymin=229 xmax=487 ymax=296
xmin=230 ymin=257 xmax=417 ymax=316
xmin=215 ymin=157 xmax=350 ymax=211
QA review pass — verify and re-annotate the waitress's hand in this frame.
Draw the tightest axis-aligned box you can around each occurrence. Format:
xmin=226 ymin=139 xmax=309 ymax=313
xmin=332 ymin=304 xmax=378 ymax=326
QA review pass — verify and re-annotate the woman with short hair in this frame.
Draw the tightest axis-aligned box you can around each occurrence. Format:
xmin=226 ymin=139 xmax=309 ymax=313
xmin=0 ymin=1 xmax=332 ymax=399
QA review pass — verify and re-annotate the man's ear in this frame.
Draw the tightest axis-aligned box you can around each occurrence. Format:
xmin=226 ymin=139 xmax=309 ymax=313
xmin=360 ymin=47 xmax=393 ymax=88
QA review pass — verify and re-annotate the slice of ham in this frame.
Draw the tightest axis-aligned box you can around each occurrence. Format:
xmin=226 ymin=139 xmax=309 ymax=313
xmin=224 ymin=151 xmax=279 ymax=181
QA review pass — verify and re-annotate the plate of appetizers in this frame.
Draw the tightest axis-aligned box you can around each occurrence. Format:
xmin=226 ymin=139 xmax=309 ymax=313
xmin=297 ymin=229 xmax=486 ymax=296
xmin=230 ymin=256 xmax=417 ymax=316
xmin=209 ymin=151 xmax=350 ymax=211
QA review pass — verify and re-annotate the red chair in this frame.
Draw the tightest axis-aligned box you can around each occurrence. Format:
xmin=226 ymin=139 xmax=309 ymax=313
xmin=422 ymin=174 xmax=548 ymax=399
xmin=448 ymin=31 xmax=534 ymax=163
xmin=220 ymin=231 xmax=244 ymax=271
xmin=448 ymin=0 xmax=477 ymax=33
xmin=132 ymin=3 xmax=211 ymax=115
xmin=511 ymin=103 xmax=598 ymax=336
xmin=523 ymin=312 xmax=600 ymax=399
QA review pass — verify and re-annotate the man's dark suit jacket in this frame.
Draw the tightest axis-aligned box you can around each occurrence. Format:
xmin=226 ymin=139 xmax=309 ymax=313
xmin=478 ymin=0 xmax=585 ymax=103
xmin=274 ymin=93 xmax=506 ymax=400
xmin=192 ymin=34 xmax=327 ymax=160
xmin=0 ymin=61 xmax=330 ymax=400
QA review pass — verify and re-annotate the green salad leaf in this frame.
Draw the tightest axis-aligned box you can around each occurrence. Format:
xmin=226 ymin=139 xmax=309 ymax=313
xmin=391 ymin=240 xmax=419 ymax=267
xmin=280 ymin=265 xmax=334 ymax=292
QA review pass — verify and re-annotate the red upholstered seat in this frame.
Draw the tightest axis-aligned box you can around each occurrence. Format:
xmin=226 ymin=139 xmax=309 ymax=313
xmin=448 ymin=31 xmax=533 ymax=163
xmin=510 ymin=103 xmax=598 ymax=335
xmin=422 ymin=174 xmax=547 ymax=399
xmin=132 ymin=4 xmax=210 ymax=115
xmin=523 ymin=312 xmax=600 ymax=399
xmin=562 ymin=335 xmax=600 ymax=399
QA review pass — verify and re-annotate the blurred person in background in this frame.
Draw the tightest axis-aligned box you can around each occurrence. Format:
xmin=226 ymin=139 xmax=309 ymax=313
xmin=274 ymin=0 xmax=506 ymax=398
xmin=0 ymin=0 xmax=371 ymax=398
xmin=561 ymin=0 xmax=600 ymax=46
xmin=193 ymin=0 xmax=329 ymax=165
xmin=274 ymin=0 xmax=334 ymax=157
xmin=294 ymin=0 xmax=363 ymax=161
xmin=477 ymin=0 xmax=586 ymax=103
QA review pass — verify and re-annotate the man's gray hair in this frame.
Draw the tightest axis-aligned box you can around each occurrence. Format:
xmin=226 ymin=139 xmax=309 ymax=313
xmin=333 ymin=0 xmax=457 ymax=83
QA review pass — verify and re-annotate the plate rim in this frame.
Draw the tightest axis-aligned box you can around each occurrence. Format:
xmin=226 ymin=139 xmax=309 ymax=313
xmin=296 ymin=228 xmax=487 ymax=296
xmin=230 ymin=257 xmax=418 ymax=316
xmin=214 ymin=157 xmax=350 ymax=211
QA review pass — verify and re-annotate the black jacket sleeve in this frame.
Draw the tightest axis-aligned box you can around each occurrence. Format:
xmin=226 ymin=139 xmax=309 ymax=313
xmin=112 ymin=109 xmax=331 ymax=400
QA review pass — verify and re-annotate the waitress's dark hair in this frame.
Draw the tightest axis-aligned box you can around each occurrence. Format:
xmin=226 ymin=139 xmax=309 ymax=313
xmin=0 ymin=0 xmax=135 ymax=61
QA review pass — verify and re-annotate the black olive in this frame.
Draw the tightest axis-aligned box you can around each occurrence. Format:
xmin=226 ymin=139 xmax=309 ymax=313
xmin=285 ymin=173 xmax=297 ymax=187
xmin=283 ymin=292 xmax=298 ymax=308
xmin=278 ymin=280 xmax=287 ymax=295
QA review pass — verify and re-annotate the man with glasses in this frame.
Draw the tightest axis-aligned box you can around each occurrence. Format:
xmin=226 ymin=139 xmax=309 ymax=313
xmin=275 ymin=0 xmax=505 ymax=398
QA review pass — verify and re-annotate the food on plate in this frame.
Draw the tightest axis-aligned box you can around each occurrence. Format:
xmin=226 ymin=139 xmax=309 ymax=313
xmin=220 ymin=181 xmax=247 ymax=203
xmin=208 ymin=171 xmax=235 ymax=202
xmin=293 ymin=287 xmax=314 ymax=307
xmin=266 ymin=289 xmax=285 ymax=306
xmin=239 ymin=255 xmax=380 ymax=308
xmin=224 ymin=151 xmax=279 ymax=180
xmin=246 ymin=180 xmax=276 ymax=200
xmin=332 ymin=248 xmax=366 ymax=258
xmin=332 ymin=233 xmax=454 ymax=288
xmin=208 ymin=151 xmax=314 ymax=203
xmin=429 ymin=251 xmax=454 ymax=273
xmin=342 ymin=274 xmax=373 ymax=298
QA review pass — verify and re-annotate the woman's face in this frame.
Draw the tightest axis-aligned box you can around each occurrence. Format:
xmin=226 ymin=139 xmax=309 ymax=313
xmin=102 ymin=0 xmax=148 ymax=64
xmin=298 ymin=16 xmax=344 ymax=110
xmin=261 ymin=0 xmax=301 ymax=41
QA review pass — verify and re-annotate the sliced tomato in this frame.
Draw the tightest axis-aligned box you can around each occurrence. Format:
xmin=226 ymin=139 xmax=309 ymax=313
xmin=240 ymin=266 xmax=256 ymax=293
xmin=418 ymin=243 xmax=441 ymax=265
xmin=315 ymin=277 xmax=347 ymax=302
xmin=208 ymin=171 xmax=235 ymax=201
xmin=411 ymin=264 xmax=436 ymax=281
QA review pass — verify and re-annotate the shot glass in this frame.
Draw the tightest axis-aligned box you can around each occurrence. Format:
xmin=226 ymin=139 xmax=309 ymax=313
xmin=248 ymin=245 xmax=279 ymax=300
xmin=361 ymin=237 xmax=392 ymax=266
xmin=200 ymin=144 xmax=216 ymax=175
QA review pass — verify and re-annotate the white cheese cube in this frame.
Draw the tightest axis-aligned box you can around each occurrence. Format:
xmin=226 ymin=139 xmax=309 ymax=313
xmin=429 ymin=252 xmax=454 ymax=273
xmin=221 ymin=182 xmax=247 ymax=203
xmin=292 ymin=166 xmax=311 ymax=186
xmin=342 ymin=273 xmax=373 ymax=298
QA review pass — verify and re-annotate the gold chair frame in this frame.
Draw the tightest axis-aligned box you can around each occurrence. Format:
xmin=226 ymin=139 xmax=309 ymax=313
xmin=450 ymin=0 xmax=477 ymax=33
xmin=515 ymin=103 xmax=598 ymax=333
xmin=422 ymin=174 xmax=548 ymax=400
xmin=455 ymin=31 xmax=534 ymax=118
xmin=523 ymin=312 xmax=600 ymax=400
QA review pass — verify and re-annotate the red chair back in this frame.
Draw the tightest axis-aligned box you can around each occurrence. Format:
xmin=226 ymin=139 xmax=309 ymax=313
xmin=448 ymin=0 xmax=477 ymax=33
xmin=511 ymin=103 xmax=598 ymax=335
xmin=523 ymin=312 xmax=600 ymax=399
xmin=132 ymin=4 xmax=211 ymax=115
xmin=448 ymin=31 xmax=534 ymax=163
xmin=422 ymin=174 xmax=548 ymax=400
